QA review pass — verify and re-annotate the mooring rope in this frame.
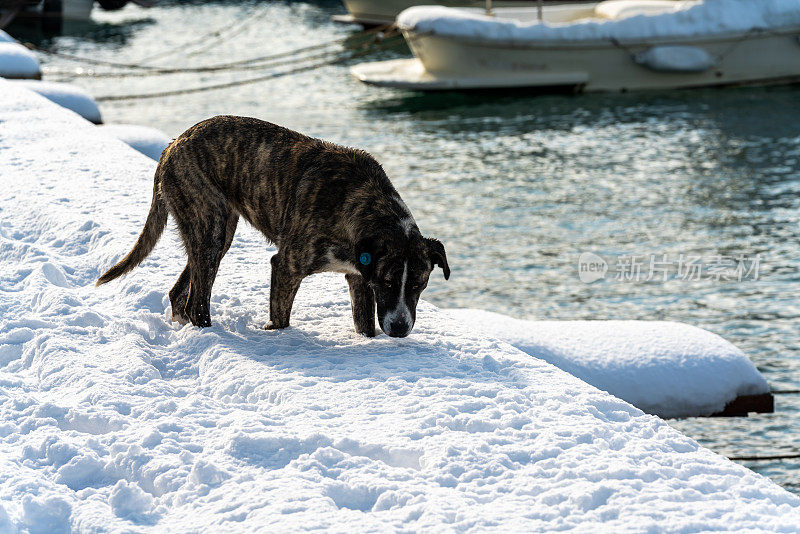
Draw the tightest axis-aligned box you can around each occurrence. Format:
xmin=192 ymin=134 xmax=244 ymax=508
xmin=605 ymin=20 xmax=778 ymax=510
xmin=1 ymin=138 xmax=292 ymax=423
xmin=25 ymin=43 xmax=164 ymax=70
xmin=611 ymin=27 xmax=780 ymax=70
xmin=29 ymin=23 xmax=394 ymax=74
xmin=728 ymin=453 xmax=800 ymax=461
xmin=93 ymin=34 xmax=404 ymax=102
xmin=136 ymin=3 xmax=274 ymax=65
xmin=43 ymin=25 xmax=398 ymax=79
xmin=46 ymin=46 xmax=349 ymax=79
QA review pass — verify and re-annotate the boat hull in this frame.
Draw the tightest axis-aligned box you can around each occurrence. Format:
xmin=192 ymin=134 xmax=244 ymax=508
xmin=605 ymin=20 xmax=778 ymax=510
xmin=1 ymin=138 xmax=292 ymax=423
xmin=353 ymin=28 xmax=800 ymax=92
xmin=62 ymin=0 xmax=94 ymax=21
xmin=4 ymin=0 xmax=94 ymax=23
xmin=338 ymin=0 xmax=567 ymax=26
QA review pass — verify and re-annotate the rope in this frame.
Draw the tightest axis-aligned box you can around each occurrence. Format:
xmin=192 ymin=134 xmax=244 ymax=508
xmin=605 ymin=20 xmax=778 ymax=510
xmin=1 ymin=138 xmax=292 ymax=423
xmin=723 ymin=389 xmax=800 ymax=461
xmin=136 ymin=3 xmax=273 ymax=65
xmin=729 ymin=453 xmax=800 ymax=461
xmin=43 ymin=25 xmax=397 ymax=79
xmin=46 ymin=47 xmax=348 ymax=79
xmin=612 ymin=27 xmax=778 ymax=69
xmin=93 ymin=34 xmax=404 ymax=102
xmin=28 ymin=23 xmax=393 ymax=73
xmin=25 ymin=43 xmax=164 ymax=70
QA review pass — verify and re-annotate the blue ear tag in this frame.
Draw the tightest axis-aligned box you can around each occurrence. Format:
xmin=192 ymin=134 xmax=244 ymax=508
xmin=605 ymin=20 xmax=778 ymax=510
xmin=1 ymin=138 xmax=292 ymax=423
xmin=359 ymin=252 xmax=372 ymax=266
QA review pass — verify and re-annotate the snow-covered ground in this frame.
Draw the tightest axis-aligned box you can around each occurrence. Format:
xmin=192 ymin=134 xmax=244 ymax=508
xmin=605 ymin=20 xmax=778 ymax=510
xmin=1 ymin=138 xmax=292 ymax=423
xmin=7 ymin=81 xmax=102 ymax=124
xmin=446 ymin=310 xmax=769 ymax=418
xmin=2 ymin=81 xmax=800 ymax=532
xmin=0 ymin=42 xmax=41 ymax=80
xmin=398 ymin=0 xmax=800 ymax=44
xmin=97 ymin=125 xmax=171 ymax=161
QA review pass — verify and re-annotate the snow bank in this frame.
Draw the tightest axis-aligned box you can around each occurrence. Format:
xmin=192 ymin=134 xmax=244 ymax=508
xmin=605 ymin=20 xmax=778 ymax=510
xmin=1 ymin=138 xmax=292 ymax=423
xmin=97 ymin=124 xmax=172 ymax=161
xmin=7 ymin=80 xmax=102 ymax=123
xmin=0 ymin=42 xmax=41 ymax=79
xmin=446 ymin=309 xmax=769 ymax=418
xmin=2 ymin=80 xmax=800 ymax=532
xmin=398 ymin=0 xmax=800 ymax=44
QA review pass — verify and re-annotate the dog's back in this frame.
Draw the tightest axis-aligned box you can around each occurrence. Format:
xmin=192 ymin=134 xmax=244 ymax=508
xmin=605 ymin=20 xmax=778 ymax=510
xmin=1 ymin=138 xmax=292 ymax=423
xmin=157 ymin=116 xmax=402 ymax=243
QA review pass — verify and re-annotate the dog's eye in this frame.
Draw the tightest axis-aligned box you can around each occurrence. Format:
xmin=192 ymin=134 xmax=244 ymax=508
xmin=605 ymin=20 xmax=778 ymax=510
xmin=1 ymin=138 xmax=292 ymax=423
xmin=411 ymin=284 xmax=419 ymax=289
xmin=384 ymin=280 xmax=392 ymax=288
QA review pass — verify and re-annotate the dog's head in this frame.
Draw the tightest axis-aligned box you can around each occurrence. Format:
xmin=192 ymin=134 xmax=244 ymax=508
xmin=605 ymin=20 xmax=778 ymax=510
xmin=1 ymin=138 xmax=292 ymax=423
xmin=356 ymin=233 xmax=449 ymax=338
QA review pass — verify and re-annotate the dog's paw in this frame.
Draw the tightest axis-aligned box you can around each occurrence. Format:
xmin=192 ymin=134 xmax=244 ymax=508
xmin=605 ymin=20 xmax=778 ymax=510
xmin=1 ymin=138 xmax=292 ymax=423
xmin=171 ymin=311 xmax=189 ymax=326
xmin=264 ymin=321 xmax=286 ymax=330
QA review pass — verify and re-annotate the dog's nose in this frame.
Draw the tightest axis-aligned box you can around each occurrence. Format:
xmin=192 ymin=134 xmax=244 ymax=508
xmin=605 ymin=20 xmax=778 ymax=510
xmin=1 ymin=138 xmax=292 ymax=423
xmin=387 ymin=320 xmax=411 ymax=338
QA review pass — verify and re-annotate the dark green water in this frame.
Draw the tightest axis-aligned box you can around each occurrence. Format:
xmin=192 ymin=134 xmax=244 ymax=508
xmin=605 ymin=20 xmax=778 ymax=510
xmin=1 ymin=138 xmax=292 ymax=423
xmin=17 ymin=0 xmax=800 ymax=494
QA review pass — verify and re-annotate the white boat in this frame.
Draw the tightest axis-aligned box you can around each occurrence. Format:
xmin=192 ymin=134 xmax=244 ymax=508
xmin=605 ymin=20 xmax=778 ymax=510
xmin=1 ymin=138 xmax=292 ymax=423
xmin=351 ymin=0 xmax=800 ymax=92
xmin=333 ymin=0 xmax=580 ymax=27
xmin=1 ymin=0 xmax=149 ymax=28
xmin=2 ymin=0 xmax=95 ymax=22
xmin=62 ymin=0 xmax=94 ymax=20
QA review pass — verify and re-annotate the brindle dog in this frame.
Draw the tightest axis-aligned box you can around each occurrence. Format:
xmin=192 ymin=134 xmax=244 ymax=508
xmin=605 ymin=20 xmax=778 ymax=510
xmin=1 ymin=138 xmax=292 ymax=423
xmin=96 ymin=116 xmax=449 ymax=338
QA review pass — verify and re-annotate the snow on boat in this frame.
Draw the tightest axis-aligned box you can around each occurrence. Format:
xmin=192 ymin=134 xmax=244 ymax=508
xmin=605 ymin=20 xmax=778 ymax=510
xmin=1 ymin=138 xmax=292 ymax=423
xmin=351 ymin=0 xmax=800 ymax=92
xmin=446 ymin=309 xmax=771 ymax=419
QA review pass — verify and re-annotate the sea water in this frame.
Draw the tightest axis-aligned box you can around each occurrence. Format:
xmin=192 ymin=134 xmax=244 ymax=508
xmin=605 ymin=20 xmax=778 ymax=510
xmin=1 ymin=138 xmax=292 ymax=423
xmin=17 ymin=0 xmax=800 ymax=494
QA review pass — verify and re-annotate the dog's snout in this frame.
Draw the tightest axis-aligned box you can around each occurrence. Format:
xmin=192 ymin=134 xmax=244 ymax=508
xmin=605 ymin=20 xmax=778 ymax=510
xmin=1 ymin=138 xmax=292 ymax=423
xmin=387 ymin=320 xmax=411 ymax=338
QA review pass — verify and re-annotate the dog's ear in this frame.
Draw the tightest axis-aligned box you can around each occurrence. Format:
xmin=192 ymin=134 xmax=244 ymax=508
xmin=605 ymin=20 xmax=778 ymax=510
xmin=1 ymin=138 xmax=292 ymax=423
xmin=355 ymin=236 xmax=377 ymax=280
xmin=425 ymin=238 xmax=450 ymax=280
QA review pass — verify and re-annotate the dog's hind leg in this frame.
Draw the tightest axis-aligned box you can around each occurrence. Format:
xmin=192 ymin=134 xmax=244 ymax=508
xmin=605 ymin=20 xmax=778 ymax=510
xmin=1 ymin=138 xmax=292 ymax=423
xmin=346 ymin=274 xmax=376 ymax=337
xmin=265 ymin=253 xmax=302 ymax=330
xmin=172 ymin=209 xmax=238 ymax=327
xmin=170 ymin=198 xmax=228 ymax=327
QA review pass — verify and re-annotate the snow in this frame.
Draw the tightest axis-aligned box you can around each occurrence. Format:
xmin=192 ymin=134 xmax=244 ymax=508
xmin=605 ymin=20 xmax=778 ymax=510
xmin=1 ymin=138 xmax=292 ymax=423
xmin=445 ymin=309 xmax=769 ymax=418
xmin=108 ymin=480 xmax=158 ymax=523
xmin=0 ymin=42 xmax=41 ymax=80
xmin=398 ymin=0 xmax=800 ymax=44
xmin=6 ymin=80 xmax=102 ymax=124
xmin=595 ymin=0 xmax=690 ymax=20
xmin=0 ymin=30 xmax=16 ymax=43
xmin=97 ymin=125 xmax=172 ymax=161
xmin=2 ymin=80 xmax=800 ymax=532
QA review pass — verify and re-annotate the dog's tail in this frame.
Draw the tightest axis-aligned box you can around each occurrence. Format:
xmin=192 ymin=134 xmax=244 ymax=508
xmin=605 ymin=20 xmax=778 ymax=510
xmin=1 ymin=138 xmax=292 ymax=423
xmin=96 ymin=172 xmax=168 ymax=286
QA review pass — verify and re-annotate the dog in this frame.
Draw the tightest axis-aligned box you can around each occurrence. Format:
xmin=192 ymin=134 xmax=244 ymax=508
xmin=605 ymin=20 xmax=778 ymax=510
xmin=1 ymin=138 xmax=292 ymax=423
xmin=96 ymin=116 xmax=449 ymax=338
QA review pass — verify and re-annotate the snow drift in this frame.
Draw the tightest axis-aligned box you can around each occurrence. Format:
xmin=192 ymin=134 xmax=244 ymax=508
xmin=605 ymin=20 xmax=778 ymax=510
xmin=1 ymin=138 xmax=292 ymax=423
xmin=97 ymin=124 xmax=171 ymax=161
xmin=7 ymin=80 xmax=102 ymax=123
xmin=446 ymin=309 xmax=769 ymax=418
xmin=1 ymin=80 xmax=799 ymax=532
xmin=0 ymin=42 xmax=41 ymax=80
xmin=398 ymin=0 xmax=800 ymax=44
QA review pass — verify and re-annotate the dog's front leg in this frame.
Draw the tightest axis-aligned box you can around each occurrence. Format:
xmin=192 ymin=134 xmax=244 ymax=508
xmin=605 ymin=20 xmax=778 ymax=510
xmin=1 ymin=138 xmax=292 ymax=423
xmin=346 ymin=273 xmax=376 ymax=337
xmin=265 ymin=254 xmax=302 ymax=330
